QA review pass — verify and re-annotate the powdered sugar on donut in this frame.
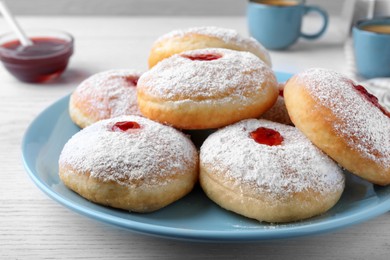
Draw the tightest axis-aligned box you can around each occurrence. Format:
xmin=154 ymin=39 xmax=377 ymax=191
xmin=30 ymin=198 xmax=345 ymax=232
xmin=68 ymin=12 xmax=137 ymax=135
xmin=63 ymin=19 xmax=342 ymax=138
xmin=261 ymin=96 xmax=293 ymax=125
xmin=72 ymin=69 xmax=143 ymax=119
xmin=200 ymin=119 xmax=345 ymax=199
xmin=59 ymin=116 xmax=198 ymax=186
xmin=155 ymin=26 xmax=271 ymax=65
xmin=295 ymin=68 xmax=390 ymax=167
xmin=138 ymin=48 xmax=276 ymax=103
xmin=261 ymin=83 xmax=293 ymax=125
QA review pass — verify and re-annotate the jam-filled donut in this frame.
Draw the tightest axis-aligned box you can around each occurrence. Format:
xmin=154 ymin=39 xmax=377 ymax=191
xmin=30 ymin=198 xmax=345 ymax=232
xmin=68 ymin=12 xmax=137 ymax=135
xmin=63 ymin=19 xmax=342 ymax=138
xmin=148 ymin=26 xmax=271 ymax=68
xmin=200 ymin=119 xmax=345 ymax=223
xmin=261 ymin=83 xmax=293 ymax=125
xmin=137 ymin=48 xmax=278 ymax=130
xmin=59 ymin=115 xmax=199 ymax=212
xmin=69 ymin=70 xmax=143 ymax=128
xmin=284 ymin=68 xmax=390 ymax=185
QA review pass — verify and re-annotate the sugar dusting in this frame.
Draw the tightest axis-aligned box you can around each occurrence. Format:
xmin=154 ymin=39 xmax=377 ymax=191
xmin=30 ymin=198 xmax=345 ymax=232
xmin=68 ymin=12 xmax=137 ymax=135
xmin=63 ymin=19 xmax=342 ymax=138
xmin=261 ymin=83 xmax=292 ymax=125
xmin=59 ymin=116 xmax=198 ymax=186
xmin=295 ymin=68 xmax=390 ymax=167
xmin=73 ymin=69 xmax=143 ymax=119
xmin=200 ymin=119 xmax=345 ymax=198
xmin=155 ymin=26 xmax=271 ymax=65
xmin=261 ymin=96 xmax=292 ymax=125
xmin=138 ymin=48 xmax=276 ymax=103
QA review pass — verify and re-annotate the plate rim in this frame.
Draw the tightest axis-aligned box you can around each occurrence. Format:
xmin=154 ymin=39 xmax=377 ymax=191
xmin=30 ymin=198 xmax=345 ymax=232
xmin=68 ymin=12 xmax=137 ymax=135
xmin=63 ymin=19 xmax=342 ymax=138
xmin=21 ymin=72 xmax=390 ymax=242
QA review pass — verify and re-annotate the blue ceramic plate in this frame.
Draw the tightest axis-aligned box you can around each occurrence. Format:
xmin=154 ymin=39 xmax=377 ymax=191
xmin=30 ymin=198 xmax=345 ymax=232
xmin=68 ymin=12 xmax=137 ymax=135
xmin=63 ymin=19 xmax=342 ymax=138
xmin=22 ymin=72 xmax=390 ymax=242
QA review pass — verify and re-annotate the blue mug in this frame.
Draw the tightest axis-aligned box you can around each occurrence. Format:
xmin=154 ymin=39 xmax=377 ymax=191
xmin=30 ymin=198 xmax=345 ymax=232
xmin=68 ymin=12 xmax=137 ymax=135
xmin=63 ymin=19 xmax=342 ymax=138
xmin=353 ymin=17 xmax=390 ymax=79
xmin=247 ymin=0 xmax=328 ymax=50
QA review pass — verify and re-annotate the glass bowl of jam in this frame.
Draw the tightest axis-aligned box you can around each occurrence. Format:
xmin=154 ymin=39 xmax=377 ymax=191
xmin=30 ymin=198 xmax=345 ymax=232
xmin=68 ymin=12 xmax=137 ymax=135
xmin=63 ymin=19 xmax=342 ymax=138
xmin=0 ymin=29 xmax=74 ymax=83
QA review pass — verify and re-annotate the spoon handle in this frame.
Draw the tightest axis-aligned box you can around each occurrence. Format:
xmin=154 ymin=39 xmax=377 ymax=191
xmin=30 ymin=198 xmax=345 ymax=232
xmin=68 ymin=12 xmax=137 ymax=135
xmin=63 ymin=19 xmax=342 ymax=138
xmin=0 ymin=1 xmax=33 ymax=46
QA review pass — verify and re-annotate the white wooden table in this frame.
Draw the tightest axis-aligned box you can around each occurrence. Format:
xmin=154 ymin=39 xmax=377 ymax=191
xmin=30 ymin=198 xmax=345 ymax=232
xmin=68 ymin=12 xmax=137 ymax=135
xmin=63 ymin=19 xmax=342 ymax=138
xmin=1 ymin=16 xmax=389 ymax=259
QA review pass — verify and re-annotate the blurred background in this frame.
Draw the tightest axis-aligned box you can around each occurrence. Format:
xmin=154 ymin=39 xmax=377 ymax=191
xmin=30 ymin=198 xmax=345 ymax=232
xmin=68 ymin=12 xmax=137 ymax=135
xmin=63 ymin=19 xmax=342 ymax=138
xmin=6 ymin=0 xmax=342 ymax=16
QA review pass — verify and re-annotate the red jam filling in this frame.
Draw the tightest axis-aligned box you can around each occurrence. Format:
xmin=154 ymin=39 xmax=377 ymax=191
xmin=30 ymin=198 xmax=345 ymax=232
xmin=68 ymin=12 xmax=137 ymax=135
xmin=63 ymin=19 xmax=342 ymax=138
xmin=125 ymin=76 xmax=139 ymax=87
xmin=111 ymin=121 xmax=140 ymax=132
xmin=279 ymin=89 xmax=284 ymax=97
xmin=354 ymin=84 xmax=390 ymax=118
xmin=182 ymin=53 xmax=222 ymax=61
xmin=250 ymin=127 xmax=284 ymax=146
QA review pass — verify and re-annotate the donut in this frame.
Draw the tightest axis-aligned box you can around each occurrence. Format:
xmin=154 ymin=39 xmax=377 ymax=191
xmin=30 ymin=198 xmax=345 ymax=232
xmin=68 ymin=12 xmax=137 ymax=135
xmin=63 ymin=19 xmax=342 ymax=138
xmin=58 ymin=115 xmax=199 ymax=212
xmin=148 ymin=26 xmax=271 ymax=68
xmin=200 ymin=119 xmax=345 ymax=223
xmin=69 ymin=70 xmax=143 ymax=128
xmin=284 ymin=68 xmax=390 ymax=185
xmin=137 ymin=48 xmax=278 ymax=130
xmin=261 ymin=83 xmax=293 ymax=125
xmin=360 ymin=78 xmax=390 ymax=111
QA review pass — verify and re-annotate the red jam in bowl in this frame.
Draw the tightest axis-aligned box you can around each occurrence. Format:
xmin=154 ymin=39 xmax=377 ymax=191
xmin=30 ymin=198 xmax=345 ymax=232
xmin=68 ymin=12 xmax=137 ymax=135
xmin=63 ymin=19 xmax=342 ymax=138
xmin=0 ymin=30 xmax=73 ymax=83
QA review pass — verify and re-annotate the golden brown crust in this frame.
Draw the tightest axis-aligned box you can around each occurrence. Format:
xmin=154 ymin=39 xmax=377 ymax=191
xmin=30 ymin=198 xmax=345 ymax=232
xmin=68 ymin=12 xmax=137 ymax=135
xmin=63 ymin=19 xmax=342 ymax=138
xmin=58 ymin=115 xmax=199 ymax=212
xmin=138 ymin=48 xmax=278 ymax=130
xmin=59 ymin=161 xmax=198 ymax=213
xmin=68 ymin=70 xmax=142 ymax=129
xmin=69 ymin=94 xmax=97 ymax=129
xmin=137 ymin=86 xmax=278 ymax=129
xmin=261 ymin=96 xmax=293 ymax=125
xmin=148 ymin=32 xmax=271 ymax=68
xmin=199 ymin=119 xmax=345 ymax=223
xmin=200 ymin=164 xmax=343 ymax=223
xmin=284 ymin=76 xmax=390 ymax=185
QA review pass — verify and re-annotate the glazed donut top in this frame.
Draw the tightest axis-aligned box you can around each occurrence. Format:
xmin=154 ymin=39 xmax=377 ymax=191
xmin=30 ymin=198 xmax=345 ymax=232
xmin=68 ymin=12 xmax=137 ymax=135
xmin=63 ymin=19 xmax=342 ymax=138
xmin=138 ymin=48 xmax=276 ymax=103
xmin=154 ymin=26 xmax=272 ymax=66
xmin=59 ymin=116 xmax=198 ymax=186
xmin=293 ymin=68 xmax=390 ymax=167
xmin=200 ymin=119 xmax=344 ymax=198
xmin=72 ymin=69 xmax=143 ymax=118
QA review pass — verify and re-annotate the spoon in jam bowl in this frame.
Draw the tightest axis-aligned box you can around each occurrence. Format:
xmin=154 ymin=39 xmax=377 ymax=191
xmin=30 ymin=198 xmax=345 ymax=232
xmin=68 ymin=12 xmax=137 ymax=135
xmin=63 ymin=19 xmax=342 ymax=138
xmin=0 ymin=1 xmax=33 ymax=46
xmin=0 ymin=1 xmax=74 ymax=83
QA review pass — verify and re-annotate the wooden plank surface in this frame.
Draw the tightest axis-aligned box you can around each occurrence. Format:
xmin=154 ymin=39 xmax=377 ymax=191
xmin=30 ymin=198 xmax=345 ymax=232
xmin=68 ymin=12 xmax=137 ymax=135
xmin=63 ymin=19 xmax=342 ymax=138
xmin=0 ymin=16 xmax=389 ymax=259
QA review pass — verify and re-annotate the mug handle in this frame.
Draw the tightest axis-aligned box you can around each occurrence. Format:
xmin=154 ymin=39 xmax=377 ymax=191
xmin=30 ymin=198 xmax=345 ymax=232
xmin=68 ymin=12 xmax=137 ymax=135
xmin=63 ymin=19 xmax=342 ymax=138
xmin=300 ymin=6 xmax=328 ymax=40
